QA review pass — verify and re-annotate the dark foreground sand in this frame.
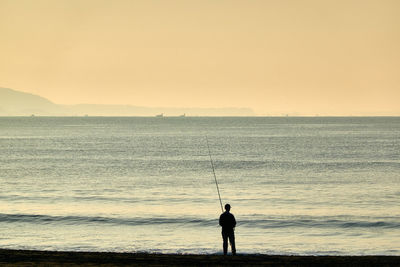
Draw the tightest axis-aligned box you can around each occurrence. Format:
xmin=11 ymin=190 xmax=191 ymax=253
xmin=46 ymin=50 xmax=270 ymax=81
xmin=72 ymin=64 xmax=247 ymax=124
xmin=0 ymin=249 xmax=399 ymax=266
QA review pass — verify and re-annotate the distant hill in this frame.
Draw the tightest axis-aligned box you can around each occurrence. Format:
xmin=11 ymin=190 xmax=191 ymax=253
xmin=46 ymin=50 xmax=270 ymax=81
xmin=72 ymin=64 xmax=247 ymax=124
xmin=0 ymin=87 xmax=69 ymax=115
xmin=0 ymin=87 xmax=255 ymax=116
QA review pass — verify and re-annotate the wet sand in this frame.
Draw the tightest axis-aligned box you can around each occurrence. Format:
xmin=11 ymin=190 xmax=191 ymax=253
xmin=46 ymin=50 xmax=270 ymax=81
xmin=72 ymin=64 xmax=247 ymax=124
xmin=0 ymin=249 xmax=399 ymax=266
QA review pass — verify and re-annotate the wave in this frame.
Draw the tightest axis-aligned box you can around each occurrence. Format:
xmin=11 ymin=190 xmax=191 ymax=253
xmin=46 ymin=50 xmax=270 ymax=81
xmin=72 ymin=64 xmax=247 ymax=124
xmin=1 ymin=213 xmax=399 ymax=229
xmin=240 ymin=218 xmax=400 ymax=229
xmin=0 ymin=213 xmax=216 ymax=226
xmin=214 ymin=160 xmax=400 ymax=171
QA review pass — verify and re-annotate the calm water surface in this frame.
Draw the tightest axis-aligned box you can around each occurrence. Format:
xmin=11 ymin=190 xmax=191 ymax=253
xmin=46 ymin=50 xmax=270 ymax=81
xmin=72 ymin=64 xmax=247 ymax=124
xmin=0 ymin=117 xmax=399 ymax=255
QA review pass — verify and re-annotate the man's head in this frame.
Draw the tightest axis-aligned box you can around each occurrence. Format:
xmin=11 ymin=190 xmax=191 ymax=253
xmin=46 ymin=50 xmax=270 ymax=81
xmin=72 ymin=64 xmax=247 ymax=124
xmin=225 ymin=203 xmax=231 ymax=212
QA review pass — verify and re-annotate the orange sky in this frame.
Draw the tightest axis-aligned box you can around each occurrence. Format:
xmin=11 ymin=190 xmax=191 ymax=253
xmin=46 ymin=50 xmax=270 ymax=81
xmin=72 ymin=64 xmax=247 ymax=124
xmin=1 ymin=0 xmax=399 ymax=115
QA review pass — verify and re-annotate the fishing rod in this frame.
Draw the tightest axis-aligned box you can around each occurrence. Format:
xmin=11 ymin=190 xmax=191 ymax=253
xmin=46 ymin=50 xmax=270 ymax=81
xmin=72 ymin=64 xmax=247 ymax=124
xmin=206 ymin=136 xmax=224 ymax=213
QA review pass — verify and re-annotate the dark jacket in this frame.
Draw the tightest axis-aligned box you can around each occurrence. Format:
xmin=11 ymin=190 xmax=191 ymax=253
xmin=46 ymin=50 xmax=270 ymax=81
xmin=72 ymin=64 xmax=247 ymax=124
xmin=219 ymin=211 xmax=236 ymax=232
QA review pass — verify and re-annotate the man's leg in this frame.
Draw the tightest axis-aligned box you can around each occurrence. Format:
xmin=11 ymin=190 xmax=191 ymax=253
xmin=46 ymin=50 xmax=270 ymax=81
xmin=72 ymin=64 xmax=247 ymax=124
xmin=222 ymin=231 xmax=228 ymax=255
xmin=228 ymin=232 xmax=236 ymax=255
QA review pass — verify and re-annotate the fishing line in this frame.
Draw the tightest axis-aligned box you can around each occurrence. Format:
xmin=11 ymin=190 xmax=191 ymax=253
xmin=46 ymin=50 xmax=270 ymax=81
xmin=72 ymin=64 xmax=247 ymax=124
xmin=206 ymin=136 xmax=224 ymax=213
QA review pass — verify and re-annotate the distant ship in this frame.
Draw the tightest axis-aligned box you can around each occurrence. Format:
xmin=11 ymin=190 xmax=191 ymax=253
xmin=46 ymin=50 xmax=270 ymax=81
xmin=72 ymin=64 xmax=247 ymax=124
xmin=179 ymin=113 xmax=186 ymax=117
xmin=155 ymin=113 xmax=164 ymax=118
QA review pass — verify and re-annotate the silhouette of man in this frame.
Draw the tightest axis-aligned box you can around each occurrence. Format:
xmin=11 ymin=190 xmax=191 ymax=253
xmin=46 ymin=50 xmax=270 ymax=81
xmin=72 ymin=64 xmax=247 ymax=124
xmin=219 ymin=203 xmax=236 ymax=255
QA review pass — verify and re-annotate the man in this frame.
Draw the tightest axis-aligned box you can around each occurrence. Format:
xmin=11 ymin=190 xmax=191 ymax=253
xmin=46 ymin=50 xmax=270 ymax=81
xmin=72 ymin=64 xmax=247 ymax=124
xmin=219 ymin=203 xmax=236 ymax=255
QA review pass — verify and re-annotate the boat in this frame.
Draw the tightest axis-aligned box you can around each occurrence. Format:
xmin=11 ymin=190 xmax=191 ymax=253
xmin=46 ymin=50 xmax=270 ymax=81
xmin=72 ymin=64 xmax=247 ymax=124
xmin=156 ymin=113 xmax=164 ymax=118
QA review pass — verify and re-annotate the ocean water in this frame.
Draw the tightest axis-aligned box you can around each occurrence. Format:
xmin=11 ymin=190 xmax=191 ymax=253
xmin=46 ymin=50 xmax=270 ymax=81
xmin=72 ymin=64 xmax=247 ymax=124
xmin=0 ymin=117 xmax=399 ymax=255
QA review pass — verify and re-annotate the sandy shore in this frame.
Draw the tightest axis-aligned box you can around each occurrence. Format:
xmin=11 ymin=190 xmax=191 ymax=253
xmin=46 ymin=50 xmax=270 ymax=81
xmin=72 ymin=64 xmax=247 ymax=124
xmin=0 ymin=249 xmax=399 ymax=266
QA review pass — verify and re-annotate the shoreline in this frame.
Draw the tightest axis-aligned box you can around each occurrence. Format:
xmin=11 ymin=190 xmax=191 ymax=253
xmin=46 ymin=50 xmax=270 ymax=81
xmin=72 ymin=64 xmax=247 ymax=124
xmin=1 ymin=249 xmax=399 ymax=266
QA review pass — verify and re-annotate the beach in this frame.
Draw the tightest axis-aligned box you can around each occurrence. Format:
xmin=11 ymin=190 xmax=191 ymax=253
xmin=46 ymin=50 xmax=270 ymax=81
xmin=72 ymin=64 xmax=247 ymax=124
xmin=1 ymin=249 xmax=399 ymax=266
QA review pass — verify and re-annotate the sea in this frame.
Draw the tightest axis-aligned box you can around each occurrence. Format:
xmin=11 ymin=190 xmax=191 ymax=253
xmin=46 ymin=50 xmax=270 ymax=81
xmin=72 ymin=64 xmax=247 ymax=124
xmin=0 ymin=117 xmax=399 ymax=255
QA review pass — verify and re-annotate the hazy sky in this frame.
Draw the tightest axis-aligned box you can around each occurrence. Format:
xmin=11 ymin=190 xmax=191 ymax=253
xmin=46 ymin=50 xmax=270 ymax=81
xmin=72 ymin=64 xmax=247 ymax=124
xmin=1 ymin=0 xmax=399 ymax=115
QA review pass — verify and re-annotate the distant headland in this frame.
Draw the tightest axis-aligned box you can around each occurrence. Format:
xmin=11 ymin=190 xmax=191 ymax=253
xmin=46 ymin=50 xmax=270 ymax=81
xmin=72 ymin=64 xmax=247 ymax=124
xmin=0 ymin=87 xmax=255 ymax=116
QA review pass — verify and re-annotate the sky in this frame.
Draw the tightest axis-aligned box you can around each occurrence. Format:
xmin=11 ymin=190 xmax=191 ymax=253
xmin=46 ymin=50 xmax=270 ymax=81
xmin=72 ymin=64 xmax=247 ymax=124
xmin=1 ymin=0 xmax=399 ymax=115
